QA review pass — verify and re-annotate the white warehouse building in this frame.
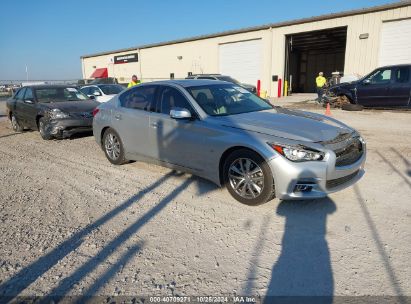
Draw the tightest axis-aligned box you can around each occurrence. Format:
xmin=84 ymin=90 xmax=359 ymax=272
xmin=81 ymin=1 xmax=411 ymax=97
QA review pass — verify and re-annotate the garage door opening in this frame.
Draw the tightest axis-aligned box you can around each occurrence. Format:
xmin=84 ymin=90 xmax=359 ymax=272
xmin=285 ymin=27 xmax=347 ymax=93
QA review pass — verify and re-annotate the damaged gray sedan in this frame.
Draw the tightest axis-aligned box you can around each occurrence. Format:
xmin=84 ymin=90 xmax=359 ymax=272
xmin=93 ymin=80 xmax=366 ymax=205
xmin=6 ymin=85 xmax=100 ymax=139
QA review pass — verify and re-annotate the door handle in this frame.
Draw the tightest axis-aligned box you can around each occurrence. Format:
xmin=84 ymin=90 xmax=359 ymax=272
xmin=150 ymin=122 xmax=158 ymax=128
xmin=114 ymin=114 xmax=121 ymax=120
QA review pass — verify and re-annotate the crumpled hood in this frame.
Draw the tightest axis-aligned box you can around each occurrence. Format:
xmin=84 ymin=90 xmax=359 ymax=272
xmin=42 ymin=100 xmax=100 ymax=113
xmin=212 ymin=108 xmax=353 ymax=142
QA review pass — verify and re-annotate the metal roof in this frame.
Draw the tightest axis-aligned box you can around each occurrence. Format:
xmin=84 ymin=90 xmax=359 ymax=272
xmin=81 ymin=1 xmax=411 ymax=59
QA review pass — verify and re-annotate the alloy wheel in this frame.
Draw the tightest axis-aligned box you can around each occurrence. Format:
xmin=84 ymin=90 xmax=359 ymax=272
xmin=11 ymin=115 xmax=19 ymax=131
xmin=228 ymin=158 xmax=264 ymax=199
xmin=105 ymin=133 xmax=121 ymax=160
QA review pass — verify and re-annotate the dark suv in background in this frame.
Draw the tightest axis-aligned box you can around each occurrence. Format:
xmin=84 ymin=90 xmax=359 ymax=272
xmin=329 ymin=64 xmax=411 ymax=108
xmin=186 ymin=74 xmax=257 ymax=93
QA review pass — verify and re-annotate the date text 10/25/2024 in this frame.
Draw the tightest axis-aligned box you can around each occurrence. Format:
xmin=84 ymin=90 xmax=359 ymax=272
xmin=149 ymin=296 xmax=257 ymax=303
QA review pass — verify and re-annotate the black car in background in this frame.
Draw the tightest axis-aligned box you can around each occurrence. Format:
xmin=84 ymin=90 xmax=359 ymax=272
xmin=6 ymin=85 xmax=100 ymax=139
xmin=186 ymin=74 xmax=257 ymax=93
xmin=329 ymin=64 xmax=411 ymax=108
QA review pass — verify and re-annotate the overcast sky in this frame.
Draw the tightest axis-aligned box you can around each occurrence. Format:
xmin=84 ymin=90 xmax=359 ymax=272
xmin=0 ymin=0 xmax=399 ymax=80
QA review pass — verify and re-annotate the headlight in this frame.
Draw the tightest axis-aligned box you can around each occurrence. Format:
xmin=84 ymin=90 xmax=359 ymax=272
xmin=268 ymin=143 xmax=324 ymax=162
xmin=49 ymin=109 xmax=69 ymax=119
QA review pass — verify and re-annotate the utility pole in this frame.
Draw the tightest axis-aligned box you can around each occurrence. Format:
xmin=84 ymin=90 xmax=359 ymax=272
xmin=25 ymin=65 xmax=29 ymax=81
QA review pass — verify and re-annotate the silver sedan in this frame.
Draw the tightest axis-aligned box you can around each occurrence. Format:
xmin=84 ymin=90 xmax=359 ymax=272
xmin=92 ymin=80 xmax=366 ymax=205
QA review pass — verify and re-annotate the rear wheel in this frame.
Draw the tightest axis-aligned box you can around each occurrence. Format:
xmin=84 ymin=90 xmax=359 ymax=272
xmin=11 ymin=114 xmax=23 ymax=132
xmin=39 ymin=117 xmax=53 ymax=140
xmin=223 ymin=149 xmax=275 ymax=205
xmin=103 ymin=128 xmax=127 ymax=165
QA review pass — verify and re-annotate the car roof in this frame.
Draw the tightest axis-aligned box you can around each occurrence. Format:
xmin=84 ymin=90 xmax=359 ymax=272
xmin=146 ymin=79 xmax=231 ymax=88
xmin=22 ymin=84 xmax=78 ymax=89
xmin=83 ymin=84 xmax=120 ymax=87
xmin=377 ymin=64 xmax=411 ymax=69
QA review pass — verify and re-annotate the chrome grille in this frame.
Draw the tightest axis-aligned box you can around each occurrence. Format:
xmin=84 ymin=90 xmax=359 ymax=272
xmin=327 ymin=170 xmax=359 ymax=189
xmin=334 ymin=137 xmax=363 ymax=167
xmin=322 ymin=134 xmax=363 ymax=167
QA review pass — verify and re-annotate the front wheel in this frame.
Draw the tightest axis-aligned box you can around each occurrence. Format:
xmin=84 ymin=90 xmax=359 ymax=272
xmin=39 ymin=117 xmax=53 ymax=140
xmin=102 ymin=128 xmax=127 ymax=165
xmin=223 ymin=149 xmax=275 ymax=205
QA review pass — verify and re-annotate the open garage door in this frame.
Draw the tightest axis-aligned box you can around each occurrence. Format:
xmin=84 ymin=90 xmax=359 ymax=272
xmin=285 ymin=27 xmax=347 ymax=93
xmin=379 ymin=19 xmax=411 ymax=66
xmin=219 ymin=39 xmax=262 ymax=86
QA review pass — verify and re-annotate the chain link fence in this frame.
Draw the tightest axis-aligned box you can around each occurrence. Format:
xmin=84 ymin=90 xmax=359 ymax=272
xmin=0 ymin=77 xmax=187 ymax=97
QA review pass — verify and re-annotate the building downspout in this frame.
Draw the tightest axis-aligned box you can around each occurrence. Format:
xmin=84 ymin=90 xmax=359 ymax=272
xmin=138 ymin=49 xmax=143 ymax=82
xmin=81 ymin=57 xmax=86 ymax=80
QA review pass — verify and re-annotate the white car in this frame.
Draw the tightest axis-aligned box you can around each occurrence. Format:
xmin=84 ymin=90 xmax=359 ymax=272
xmin=80 ymin=84 xmax=125 ymax=103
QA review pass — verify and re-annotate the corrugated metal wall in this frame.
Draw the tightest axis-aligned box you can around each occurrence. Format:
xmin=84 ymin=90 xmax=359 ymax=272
xmin=82 ymin=5 xmax=411 ymax=97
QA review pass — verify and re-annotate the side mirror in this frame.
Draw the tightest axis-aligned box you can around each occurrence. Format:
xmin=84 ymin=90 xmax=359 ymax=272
xmin=93 ymin=91 xmax=102 ymax=96
xmin=170 ymin=107 xmax=192 ymax=120
xmin=363 ymin=79 xmax=371 ymax=85
xmin=89 ymin=95 xmax=95 ymax=100
xmin=24 ymin=99 xmax=34 ymax=104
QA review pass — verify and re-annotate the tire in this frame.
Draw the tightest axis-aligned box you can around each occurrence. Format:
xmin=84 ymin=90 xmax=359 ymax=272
xmin=223 ymin=149 xmax=275 ymax=205
xmin=38 ymin=117 xmax=53 ymax=140
xmin=341 ymin=103 xmax=364 ymax=111
xmin=102 ymin=128 xmax=127 ymax=165
xmin=10 ymin=113 xmax=23 ymax=132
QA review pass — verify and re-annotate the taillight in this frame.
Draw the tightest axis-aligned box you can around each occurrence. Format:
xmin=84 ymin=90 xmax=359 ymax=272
xmin=92 ymin=108 xmax=100 ymax=117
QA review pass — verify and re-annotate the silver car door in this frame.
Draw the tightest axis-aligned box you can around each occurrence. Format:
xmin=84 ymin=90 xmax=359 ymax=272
xmin=148 ymin=85 xmax=210 ymax=172
xmin=111 ymin=85 xmax=156 ymax=158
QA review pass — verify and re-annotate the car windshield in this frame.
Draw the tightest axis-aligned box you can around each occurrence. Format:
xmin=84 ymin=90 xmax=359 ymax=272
xmin=35 ymin=87 xmax=88 ymax=103
xmin=217 ymin=76 xmax=241 ymax=84
xmin=188 ymin=84 xmax=272 ymax=116
xmin=99 ymin=84 xmax=124 ymax=95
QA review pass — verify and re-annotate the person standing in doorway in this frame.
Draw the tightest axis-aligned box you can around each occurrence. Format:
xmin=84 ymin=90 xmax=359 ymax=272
xmin=128 ymin=75 xmax=140 ymax=88
xmin=316 ymin=72 xmax=327 ymax=103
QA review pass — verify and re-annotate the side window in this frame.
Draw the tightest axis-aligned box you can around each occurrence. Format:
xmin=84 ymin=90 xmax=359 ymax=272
xmin=157 ymin=87 xmax=193 ymax=115
xmin=15 ymin=88 xmax=26 ymax=100
xmin=366 ymin=68 xmax=392 ymax=84
xmin=120 ymin=85 xmax=156 ymax=111
xmin=395 ymin=67 xmax=410 ymax=83
xmin=89 ymin=87 xmax=101 ymax=95
xmin=80 ymin=87 xmax=91 ymax=95
xmin=24 ymin=88 xmax=34 ymax=100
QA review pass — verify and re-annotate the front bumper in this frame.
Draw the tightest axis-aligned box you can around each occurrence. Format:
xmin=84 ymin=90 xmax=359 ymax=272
xmin=268 ymin=148 xmax=366 ymax=200
xmin=48 ymin=118 xmax=93 ymax=138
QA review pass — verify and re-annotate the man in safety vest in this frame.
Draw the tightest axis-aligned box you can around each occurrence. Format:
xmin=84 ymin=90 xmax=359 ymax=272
xmin=315 ymin=72 xmax=327 ymax=103
xmin=128 ymin=75 xmax=140 ymax=88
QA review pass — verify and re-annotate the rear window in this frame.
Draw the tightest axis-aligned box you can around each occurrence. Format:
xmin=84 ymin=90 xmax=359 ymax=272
xmin=99 ymin=85 xmax=124 ymax=95
xmin=395 ymin=67 xmax=410 ymax=83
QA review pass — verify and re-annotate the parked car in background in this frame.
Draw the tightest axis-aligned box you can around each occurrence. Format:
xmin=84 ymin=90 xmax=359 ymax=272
xmin=90 ymin=77 xmax=120 ymax=85
xmin=80 ymin=84 xmax=125 ymax=103
xmin=6 ymin=85 xmax=99 ymax=139
xmin=93 ymin=80 xmax=365 ymax=205
xmin=186 ymin=74 xmax=257 ymax=93
xmin=329 ymin=64 xmax=411 ymax=108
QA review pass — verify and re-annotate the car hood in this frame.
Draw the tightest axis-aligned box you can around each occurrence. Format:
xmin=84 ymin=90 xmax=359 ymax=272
xmin=41 ymin=100 xmax=100 ymax=113
xmin=331 ymin=80 xmax=358 ymax=90
xmin=212 ymin=108 xmax=354 ymax=142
